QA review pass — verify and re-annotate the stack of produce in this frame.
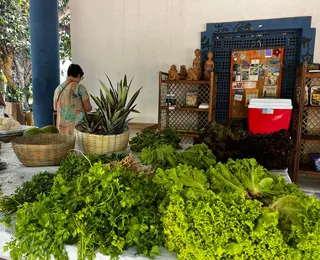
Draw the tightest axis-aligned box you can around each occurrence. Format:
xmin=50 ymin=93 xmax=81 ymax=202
xmin=196 ymin=122 xmax=293 ymax=169
xmin=1 ymin=140 xmax=320 ymax=260
xmin=154 ymin=158 xmax=320 ymax=260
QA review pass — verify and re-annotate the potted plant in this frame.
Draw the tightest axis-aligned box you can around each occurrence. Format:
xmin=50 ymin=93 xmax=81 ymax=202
xmin=74 ymin=75 xmax=141 ymax=154
xmin=4 ymin=86 xmax=26 ymax=125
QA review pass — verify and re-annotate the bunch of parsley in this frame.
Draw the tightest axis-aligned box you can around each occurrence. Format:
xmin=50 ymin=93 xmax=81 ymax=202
xmin=5 ymin=163 xmax=163 ymax=260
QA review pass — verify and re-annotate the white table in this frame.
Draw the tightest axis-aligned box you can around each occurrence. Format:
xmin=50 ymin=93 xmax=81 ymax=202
xmin=0 ymin=143 xmax=292 ymax=259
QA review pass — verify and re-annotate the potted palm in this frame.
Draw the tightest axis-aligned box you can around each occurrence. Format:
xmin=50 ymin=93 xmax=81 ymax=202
xmin=74 ymin=75 xmax=141 ymax=154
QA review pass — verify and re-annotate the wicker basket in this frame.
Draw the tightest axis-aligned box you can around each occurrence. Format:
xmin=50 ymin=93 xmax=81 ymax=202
xmin=12 ymin=133 xmax=75 ymax=167
xmin=74 ymin=126 xmax=130 ymax=155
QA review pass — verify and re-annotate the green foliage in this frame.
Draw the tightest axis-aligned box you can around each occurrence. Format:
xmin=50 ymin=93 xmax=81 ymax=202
xmin=0 ymin=171 xmax=54 ymax=215
xmin=130 ymin=128 xmax=181 ymax=152
xmin=139 ymin=144 xmax=216 ymax=171
xmin=57 ymin=151 xmax=128 ymax=181
xmin=152 ymin=158 xmax=320 ymax=259
xmin=81 ymin=75 xmax=142 ymax=135
xmin=4 ymin=86 xmax=23 ymax=102
xmin=5 ymin=163 xmax=163 ymax=260
xmin=0 ymin=0 xmax=30 ymax=54
xmin=139 ymin=144 xmax=177 ymax=170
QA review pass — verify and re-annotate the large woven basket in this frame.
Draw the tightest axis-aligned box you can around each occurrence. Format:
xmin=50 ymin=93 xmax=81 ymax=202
xmin=12 ymin=133 xmax=75 ymax=167
xmin=74 ymin=126 xmax=130 ymax=155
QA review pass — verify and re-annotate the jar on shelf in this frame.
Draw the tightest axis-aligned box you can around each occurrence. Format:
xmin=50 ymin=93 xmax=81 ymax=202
xmin=166 ymin=93 xmax=171 ymax=106
xmin=171 ymin=92 xmax=176 ymax=106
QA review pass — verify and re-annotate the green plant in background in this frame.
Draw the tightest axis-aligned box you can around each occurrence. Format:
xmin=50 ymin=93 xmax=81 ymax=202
xmin=4 ymin=86 xmax=23 ymax=102
xmin=80 ymin=75 xmax=142 ymax=135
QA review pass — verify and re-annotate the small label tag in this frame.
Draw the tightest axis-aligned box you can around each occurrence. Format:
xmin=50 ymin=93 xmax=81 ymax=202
xmin=168 ymin=106 xmax=175 ymax=110
xmin=262 ymin=108 xmax=274 ymax=114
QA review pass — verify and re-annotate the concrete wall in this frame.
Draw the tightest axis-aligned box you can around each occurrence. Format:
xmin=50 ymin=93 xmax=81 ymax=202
xmin=70 ymin=0 xmax=320 ymax=123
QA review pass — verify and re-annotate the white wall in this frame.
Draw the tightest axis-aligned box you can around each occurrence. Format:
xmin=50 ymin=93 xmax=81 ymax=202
xmin=70 ymin=0 xmax=320 ymax=123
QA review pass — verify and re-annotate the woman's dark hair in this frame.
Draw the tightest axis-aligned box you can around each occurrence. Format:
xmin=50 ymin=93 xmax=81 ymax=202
xmin=67 ymin=64 xmax=84 ymax=78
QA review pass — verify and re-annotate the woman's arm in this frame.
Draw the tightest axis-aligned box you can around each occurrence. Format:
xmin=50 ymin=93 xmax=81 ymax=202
xmin=79 ymin=85 xmax=92 ymax=112
xmin=82 ymin=98 xmax=92 ymax=112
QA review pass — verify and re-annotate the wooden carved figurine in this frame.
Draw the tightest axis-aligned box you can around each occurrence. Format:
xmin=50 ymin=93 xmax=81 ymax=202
xmin=193 ymin=49 xmax=202 ymax=80
xmin=168 ymin=65 xmax=179 ymax=81
xmin=179 ymin=65 xmax=187 ymax=80
xmin=187 ymin=68 xmax=198 ymax=81
xmin=204 ymin=51 xmax=214 ymax=80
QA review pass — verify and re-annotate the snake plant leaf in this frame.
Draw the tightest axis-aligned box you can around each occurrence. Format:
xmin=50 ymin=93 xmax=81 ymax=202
xmin=126 ymin=87 xmax=142 ymax=110
xmin=98 ymin=80 xmax=115 ymax=107
xmin=123 ymin=75 xmax=128 ymax=87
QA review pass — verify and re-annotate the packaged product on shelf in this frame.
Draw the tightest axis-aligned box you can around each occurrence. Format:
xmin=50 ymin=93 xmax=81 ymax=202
xmin=310 ymin=86 xmax=320 ymax=106
xmin=166 ymin=93 xmax=171 ymax=106
xmin=304 ymin=86 xmax=309 ymax=105
xmin=311 ymin=153 xmax=320 ymax=171
xmin=186 ymin=92 xmax=198 ymax=107
xmin=171 ymin=92 xmax=176 ymax=106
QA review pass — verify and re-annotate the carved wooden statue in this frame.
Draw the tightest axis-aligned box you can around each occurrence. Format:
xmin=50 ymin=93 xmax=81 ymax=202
xmin=187 ymin=68 xmax=198 ymax=81
xmin=168 ymin=65 xmax=179 ymax=81
xmin=204 ymin=51 xmax=214 ymax=80
xmin=193 ymin=49 xmax=202 ymax=80
xmin=179 ymin=65 xmax=187 ymax=80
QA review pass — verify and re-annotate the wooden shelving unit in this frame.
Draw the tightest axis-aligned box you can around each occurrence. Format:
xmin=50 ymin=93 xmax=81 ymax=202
xmin=291 ymin=61 xmax=320 ymax=182
xmin=158 ymin=71 xmax=216 ymax=143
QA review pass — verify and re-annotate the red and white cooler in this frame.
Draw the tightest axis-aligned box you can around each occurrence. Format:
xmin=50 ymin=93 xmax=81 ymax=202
xmin=248 ymin=99 xmax=292 ymax=134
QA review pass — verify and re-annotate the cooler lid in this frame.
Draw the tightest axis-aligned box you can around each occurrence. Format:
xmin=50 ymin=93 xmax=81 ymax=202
xmin=248 ymin=98 xmax=292 ymax=109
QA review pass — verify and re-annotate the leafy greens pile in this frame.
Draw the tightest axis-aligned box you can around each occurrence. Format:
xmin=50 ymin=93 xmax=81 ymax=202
xmin=196 ymin=122 xmax=293 ymax=169
xmin=5 ymin=163 xmax=163 ymax=260
xmin=130 ymin=128 xmax=181 ymax=152
xmin=2 ymin=143 xmax=320 ymax=260
xmin=0 ymin=171 xmax=55 ymax=215
xmin=153 ymin=158 xmax=320 ymax=260
xmin=0 ymin=152 xmax=127 ymax=217
xmin=138 ymin=144 xmax=216 ymax=170
xmin=194 ymin=121 xmax=244 ymax=162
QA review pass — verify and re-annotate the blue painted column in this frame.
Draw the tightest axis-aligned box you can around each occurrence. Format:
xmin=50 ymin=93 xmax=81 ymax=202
xmin=30 ymin=0 xmax=60 ymax=127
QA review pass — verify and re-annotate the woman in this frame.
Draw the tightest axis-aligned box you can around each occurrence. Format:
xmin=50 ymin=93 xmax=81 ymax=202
xmin=54 ymin=64 xmax=92 ymax=135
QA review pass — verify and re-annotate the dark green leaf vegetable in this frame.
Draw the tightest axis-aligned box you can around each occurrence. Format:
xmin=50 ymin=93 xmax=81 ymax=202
xmin=236 ymin=129 xmax=294 ymax=170
xmin=196 ymin=121 xmax=293 ymax=169
xmin=0 ymin=171 xmax=54 ymax=215
xmin=130 ymin=128 xmax=181 ymax=152
xmin=5 ymin=163 xmax=163 ymax=260
xmin=194 ymin=121 xmax=244 ymax=162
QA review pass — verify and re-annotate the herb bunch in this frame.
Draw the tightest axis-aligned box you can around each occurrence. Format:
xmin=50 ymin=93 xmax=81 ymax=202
xmin=5 ymin=163 xmax=163 ymax=260
xmin=130 ymin=128 xmax=181 ymax=152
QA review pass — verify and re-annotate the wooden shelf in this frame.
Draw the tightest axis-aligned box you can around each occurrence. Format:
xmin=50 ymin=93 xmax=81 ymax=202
xmin=306 ymin=72 xmax=320 ymax=78
xmin=292 ymin=62 xmax=320 ymax=183
xmin=301 ymin=135 xmax=320 ymax=142
xmin=298 ymin=164 xmax=320 ymax=176
xmin=176 ymin=130 xmax=200 ymax=138
xmin=162 ymin=80 xmax=210 ymax=85
xmin=304 ymin=105 xmax=320 ymax=110
xmin=160 ymin=106 xmax=209 ymax=112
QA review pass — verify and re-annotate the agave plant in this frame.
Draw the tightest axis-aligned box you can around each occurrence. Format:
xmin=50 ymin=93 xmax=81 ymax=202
xmin=81 ymin=75 xmax=141 ymax=135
